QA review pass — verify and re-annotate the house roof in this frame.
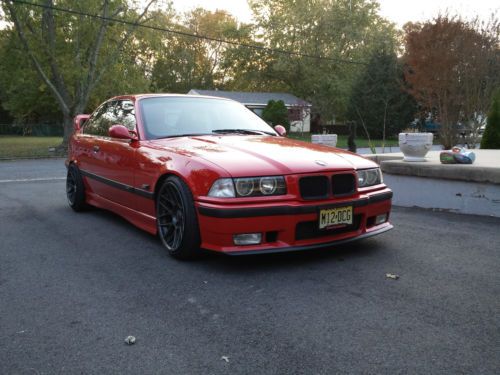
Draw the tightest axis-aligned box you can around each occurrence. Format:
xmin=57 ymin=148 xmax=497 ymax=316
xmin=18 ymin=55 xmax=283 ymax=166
xmin=188 ymin=89 xmax=311 ymax=107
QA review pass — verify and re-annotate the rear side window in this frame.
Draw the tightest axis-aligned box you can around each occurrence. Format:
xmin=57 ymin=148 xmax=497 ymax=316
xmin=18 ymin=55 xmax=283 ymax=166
xmin=84 ymin=100 xmax=136 ymax=136
xmin=84 ymin=101 xmax=115 ymax=136
xmin=114 ymin=100 xmax=136 ymax=131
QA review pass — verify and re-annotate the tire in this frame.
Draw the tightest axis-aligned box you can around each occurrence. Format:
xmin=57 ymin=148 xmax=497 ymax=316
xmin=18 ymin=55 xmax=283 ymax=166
xmin=66 ymin=164 xmax=87 ymax=212
xmin=156 ymin=176 xmax=201 ymax=259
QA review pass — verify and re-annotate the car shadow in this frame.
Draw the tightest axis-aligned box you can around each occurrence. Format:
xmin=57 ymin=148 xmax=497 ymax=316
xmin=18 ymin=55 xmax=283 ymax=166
xmin=198 ymin=238 xmax=385 ymax=274
xmin=78 ymin=205 xmax=386 ymax=273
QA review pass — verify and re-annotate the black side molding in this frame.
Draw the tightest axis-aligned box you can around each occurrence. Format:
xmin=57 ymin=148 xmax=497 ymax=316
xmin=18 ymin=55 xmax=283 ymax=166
xmin=80 ymin=169 xmax=154 ymax=200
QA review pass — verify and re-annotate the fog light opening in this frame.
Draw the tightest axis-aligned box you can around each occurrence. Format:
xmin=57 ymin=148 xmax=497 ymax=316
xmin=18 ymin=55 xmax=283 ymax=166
xmin=375 ymin=214 xmax=388 ymax=225
xmin=233 ymin=233 xmax=262 ymax=246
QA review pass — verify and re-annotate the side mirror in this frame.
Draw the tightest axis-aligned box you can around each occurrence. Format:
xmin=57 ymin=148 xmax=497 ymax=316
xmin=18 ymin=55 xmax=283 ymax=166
xmin=109 ymin=124 xmax=137 ymax=140
xmin=74 ymin=114 xmax=90 ymax=132
xmin=274 ymin=125 xmax=287 ymax=137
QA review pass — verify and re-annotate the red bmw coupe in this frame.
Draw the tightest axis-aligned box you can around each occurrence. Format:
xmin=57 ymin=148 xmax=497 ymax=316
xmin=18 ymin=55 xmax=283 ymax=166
xmin=66 ymin=94 xmax=393 ymax=258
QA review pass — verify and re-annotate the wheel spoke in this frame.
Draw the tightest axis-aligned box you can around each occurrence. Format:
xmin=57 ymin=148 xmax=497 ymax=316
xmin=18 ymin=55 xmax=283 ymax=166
xmin=157 ymin=182 xmax=185 ymax=251
xmin=158 ymin=201 xmax=172 ymax=214
xmin=171 ymin=192 xmax=182 ymax=208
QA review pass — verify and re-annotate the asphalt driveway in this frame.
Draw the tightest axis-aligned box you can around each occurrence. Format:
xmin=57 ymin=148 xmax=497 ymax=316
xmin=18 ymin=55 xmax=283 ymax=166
xmin=0 ymin=159 xmax=499 ymax=374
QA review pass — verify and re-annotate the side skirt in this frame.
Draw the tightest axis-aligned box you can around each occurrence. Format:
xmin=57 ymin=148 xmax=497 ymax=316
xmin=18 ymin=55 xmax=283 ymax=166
xmin=86 ymin=191 xmax=157 ymax=235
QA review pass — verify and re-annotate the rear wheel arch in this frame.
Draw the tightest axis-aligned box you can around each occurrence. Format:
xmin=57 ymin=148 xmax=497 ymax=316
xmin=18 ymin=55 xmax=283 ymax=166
xmin=66 ymin=162 xmax=88 ymax=211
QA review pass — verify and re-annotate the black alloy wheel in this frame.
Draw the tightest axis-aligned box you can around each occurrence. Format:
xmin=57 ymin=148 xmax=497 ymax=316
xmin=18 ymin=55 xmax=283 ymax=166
xmin=66 ymin=164 xmax=87 ymax=211
xmin=156 ymin=176 xmax=200 ymax=259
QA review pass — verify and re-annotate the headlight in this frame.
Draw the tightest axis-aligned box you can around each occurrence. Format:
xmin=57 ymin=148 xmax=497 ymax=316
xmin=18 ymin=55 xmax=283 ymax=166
xmin=356 ymin=168 xmax=382 ymax=188
xmin=259 ymin=177 xmax=278 ymax=195
xmin=235 ymin=178 xmax=255 ymax=196
xmin=208 ymin=176 xmax=286 ymax=198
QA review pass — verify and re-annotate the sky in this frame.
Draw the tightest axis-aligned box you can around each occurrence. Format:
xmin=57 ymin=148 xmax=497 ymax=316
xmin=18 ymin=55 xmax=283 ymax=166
xmin=169 ymin=0 xmax=499 ymax=27
xmin=1 ymin=0 xmax=496 ymax=29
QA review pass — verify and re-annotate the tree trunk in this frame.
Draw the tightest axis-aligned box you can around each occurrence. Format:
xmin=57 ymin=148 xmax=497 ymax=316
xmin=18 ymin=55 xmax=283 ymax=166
xmin=354 ymin=106 xmax=375 ymax=153
xmin=58 ymin=112 xmax=73 ymax=153
xmin=382 ymin=100 xmax=388 ymax=153
xmin=347 ymin=121 xmax=357 ymax=152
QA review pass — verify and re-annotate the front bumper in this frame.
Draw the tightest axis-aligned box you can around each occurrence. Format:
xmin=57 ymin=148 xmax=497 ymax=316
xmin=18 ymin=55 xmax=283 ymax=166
xmin=196 ymin=189 xmax=393 ymax=255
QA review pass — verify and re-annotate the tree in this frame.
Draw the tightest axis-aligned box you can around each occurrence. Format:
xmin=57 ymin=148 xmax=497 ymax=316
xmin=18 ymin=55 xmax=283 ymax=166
xmin=150 ymin=8 xmax=255 ymax=93
xmin=347 ymin=48 xmax=417 ymax=149
xmin=249 ymin=0 xmax=399 ymax=122
xmin=403 ymin=15 xmax=500 ymax=149
xmin=2 ymin=0 xmax=156 ymax=148
xmin=0 ymin=24 xmax=60 ymax=125
xmin=459 ymin=17 xmax=500 ymax=147
xmin=480 ymin=91 xmax=500 ymax=149
xmin=262 ymin=100 xmax=290 ymax=131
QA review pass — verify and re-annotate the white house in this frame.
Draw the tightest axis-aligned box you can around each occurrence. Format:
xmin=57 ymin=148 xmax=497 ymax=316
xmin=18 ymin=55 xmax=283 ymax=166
xmin=188 ymin=89 xmax=312 ymax=132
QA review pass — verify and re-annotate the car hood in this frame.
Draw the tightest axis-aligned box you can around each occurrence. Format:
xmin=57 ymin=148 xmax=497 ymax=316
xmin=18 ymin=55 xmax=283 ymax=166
xmin=147 ymin=135 xmax=377 ymax=177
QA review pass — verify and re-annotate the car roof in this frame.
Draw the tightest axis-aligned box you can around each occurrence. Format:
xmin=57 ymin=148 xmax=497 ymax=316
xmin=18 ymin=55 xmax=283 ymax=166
xmin=111 ymin=93 xmax=234 ymax=102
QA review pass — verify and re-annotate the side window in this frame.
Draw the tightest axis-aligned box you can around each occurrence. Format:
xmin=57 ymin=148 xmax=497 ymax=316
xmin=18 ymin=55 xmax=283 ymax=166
xmin=114 ymin=100 xmax=136 ymax=131
xmin=84 ymin=100 xmax=136 ymax=136
xmin=84 ymin=101 xmax=116 ymax=136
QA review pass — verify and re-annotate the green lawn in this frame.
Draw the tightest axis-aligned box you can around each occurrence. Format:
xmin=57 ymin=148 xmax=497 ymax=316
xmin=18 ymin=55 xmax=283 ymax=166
xmin=0 ymin=133 xmax=398 ymax=159
xmin=288 ymin=133 xmax=399 ymax=148
xmin=0 ymin=136 xmax=63 ymax=158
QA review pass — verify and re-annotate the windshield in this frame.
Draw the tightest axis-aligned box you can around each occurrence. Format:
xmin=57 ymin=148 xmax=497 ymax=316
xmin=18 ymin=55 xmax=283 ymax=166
xmin=140 ymin=97 xmax=277 ymax=139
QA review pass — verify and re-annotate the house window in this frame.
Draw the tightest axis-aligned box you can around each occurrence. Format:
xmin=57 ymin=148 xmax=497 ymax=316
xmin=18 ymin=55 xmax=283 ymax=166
xmin=288 ymin=107 xmax=302 ymax=122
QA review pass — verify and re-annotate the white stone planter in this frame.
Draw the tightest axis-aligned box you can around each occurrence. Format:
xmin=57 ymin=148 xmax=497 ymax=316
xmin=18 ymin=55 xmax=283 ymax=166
xmin=311 ymin=134 xmax=338 ymax=147
xmin=398 ymin=132 xmax=433 ymax=162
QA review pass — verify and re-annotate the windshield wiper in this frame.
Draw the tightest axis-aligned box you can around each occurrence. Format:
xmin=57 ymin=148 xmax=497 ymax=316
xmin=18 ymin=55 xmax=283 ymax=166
xmin=155 ymin=133 xmax=212 ymax=139
xmin=212 ymin=129 xmax=275 ymax=136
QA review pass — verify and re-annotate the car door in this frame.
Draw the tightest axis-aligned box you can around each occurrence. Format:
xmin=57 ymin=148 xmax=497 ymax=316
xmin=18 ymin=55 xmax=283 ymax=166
xmin=79 ymin=99 xmax=138 ymax=208
xmin=76 ymin=101 xmax=110 ymax=197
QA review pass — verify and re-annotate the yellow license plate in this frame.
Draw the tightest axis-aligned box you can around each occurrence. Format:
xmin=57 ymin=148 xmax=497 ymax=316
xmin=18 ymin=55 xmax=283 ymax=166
xmin=319 ymin=206 xmax=353 ymax=229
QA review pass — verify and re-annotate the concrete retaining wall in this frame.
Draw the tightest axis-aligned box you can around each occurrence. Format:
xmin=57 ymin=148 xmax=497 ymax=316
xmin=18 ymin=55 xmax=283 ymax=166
xmin=384 ymin=174 xmax=500 ymax=217
xmin=364 ymin=150 xmax=500 ymax=217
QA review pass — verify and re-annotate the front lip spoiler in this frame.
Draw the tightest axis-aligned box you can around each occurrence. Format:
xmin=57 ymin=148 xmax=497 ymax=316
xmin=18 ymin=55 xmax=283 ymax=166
xmin=224 ymin=224 xmax=393 ymax=256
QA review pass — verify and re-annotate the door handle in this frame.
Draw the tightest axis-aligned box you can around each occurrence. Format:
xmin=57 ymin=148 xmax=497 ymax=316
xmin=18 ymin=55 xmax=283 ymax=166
xmin=93 ymin=145 xmax=100 ymax=152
